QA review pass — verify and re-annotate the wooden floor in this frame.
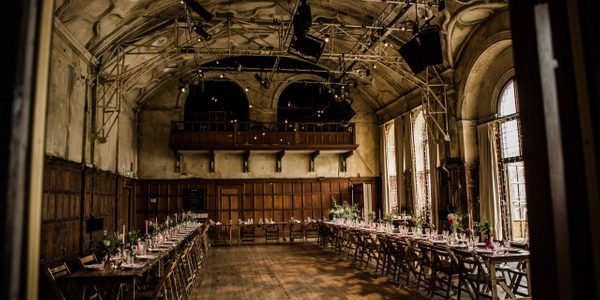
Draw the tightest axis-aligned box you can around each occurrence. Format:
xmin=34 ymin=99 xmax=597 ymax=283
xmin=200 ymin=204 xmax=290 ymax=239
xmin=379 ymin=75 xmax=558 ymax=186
xmin=190 ymin=243 xmax=429 ymax=300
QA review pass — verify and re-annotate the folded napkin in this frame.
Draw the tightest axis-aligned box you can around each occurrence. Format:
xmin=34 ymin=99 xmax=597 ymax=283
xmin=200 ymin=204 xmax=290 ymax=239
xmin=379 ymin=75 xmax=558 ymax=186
xmin=121 ymin=263 xmax=145 ymax=269
xmin=84 ymin=264 xmax=103 ymax=270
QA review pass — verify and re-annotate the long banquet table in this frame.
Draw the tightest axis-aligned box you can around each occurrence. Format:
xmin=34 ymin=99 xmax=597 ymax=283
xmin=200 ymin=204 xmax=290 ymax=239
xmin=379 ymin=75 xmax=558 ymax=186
xmin=321 ymin=221 xmax=531 ymax=300
xmin=65 ymin=223 xmax=204 ymax=299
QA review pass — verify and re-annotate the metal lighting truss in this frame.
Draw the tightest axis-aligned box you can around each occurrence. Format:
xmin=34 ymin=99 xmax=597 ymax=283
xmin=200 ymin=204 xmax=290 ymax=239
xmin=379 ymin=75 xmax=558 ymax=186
xmin=94 ymin=0 xmax=449 ymax=141
xmin=421 ymin=67 xmax=450 ymax=143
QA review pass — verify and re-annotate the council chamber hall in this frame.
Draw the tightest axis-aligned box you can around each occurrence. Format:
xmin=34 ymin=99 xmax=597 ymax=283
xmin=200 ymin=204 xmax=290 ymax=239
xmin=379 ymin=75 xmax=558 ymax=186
xmin=1 ymin=0 xmax=599 ymax=299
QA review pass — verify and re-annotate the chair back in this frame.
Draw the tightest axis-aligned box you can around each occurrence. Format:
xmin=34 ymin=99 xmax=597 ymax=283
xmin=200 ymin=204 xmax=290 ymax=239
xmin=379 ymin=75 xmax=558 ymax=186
xmin=78 ymin=253 xmax=98 ymax=267
xmin=46 ymin=262 xmax=71 ymax=300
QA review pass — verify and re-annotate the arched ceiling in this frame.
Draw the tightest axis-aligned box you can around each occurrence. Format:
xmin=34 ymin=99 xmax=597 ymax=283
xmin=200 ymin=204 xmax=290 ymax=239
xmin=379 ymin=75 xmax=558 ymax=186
xmin=54 ymin=0 xmax=508 ymax=112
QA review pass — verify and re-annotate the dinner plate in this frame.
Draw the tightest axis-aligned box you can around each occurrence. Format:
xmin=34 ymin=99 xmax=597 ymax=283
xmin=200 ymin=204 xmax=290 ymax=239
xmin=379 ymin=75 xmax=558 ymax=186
xmin=476 ymin=248 xmax=493 ymax=254
xmin=136 ymin=255 xmax=157 ymax=260
xmin=148 ymin=248 xmax=169 ymax=252
xmin=507 ymin=248 xmax=523 ymax=253
xmin=121 ymin=263 xmax=145 ymax=269
xmin=84 ymin=264 xmax=103 ymax=270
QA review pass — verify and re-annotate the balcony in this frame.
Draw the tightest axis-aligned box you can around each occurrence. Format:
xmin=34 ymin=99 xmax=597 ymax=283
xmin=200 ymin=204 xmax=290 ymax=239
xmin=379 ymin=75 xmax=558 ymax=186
xmin=169 ymin=121 xmax=358 ymax=152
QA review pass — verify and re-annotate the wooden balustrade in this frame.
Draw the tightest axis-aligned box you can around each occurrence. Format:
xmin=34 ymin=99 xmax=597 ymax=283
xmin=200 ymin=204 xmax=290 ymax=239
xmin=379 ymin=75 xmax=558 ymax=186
xmin=169 ymin=121 xmax=357 ymax=151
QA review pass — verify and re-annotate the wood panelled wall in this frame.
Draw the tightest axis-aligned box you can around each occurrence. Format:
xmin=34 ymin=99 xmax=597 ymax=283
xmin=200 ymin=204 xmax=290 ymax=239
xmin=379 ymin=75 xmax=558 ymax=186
xmin=135 ymin=178 xmax=380 ymax=228
xmin=40 ymin=157 xmax=133 ymax=266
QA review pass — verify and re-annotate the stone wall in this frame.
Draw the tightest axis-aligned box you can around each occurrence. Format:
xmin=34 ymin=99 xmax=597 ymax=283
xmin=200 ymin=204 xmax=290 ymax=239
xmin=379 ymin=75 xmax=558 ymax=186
xmin=46 ymin=21 xmax=138 ymax=176
xmin=137 ymin=73 xmax=380 ymax=180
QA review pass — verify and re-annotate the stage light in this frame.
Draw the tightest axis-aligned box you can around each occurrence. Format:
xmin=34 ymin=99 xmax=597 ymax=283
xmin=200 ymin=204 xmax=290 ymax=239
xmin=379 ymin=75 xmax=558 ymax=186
xmin=183 ymin=0 xmax=213 ymax=21
xmin=293 ymin=0 xmax=312 ymax=37
xmin=438 ymin=0 xmax=445 ymax=11
xmin=193 ymin=23 xmax=211 ymax=40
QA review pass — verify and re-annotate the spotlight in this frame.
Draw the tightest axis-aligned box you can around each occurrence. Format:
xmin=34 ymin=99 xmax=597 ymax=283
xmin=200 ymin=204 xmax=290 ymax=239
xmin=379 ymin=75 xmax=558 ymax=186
xmin=193 ymin=23 xmax=211 ymax=40
xmin=183 ymin=0 xmax=213 ymax=22
xmin=324 ymin=35 xmax=330 ymax=43
xmin=219 ymin=73 xmax=224 ymax=78
xmin=245 ymin=87 xmax=249 ymax=92
xmin=437 ymin=0 xmax=445 ymax=11
xmin=383 ymin=40 xmax=389 ymax=47
xmin=249 ymin=103 xmax=253 ymax=108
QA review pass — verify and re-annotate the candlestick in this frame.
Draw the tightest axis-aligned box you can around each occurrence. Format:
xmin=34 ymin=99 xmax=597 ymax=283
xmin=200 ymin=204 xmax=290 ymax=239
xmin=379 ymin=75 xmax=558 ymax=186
xmin=156 ymin=217 xmax=158 ymax=225
xmin=378 ymin=210 xmax=381 ymax=221
xmin=122 ymin=225 xmax=126 ymax=244
xmin=145 ymin=220 xmax=148 ymax=235
xmin=175 ymin=213 xmax=177 ymax=223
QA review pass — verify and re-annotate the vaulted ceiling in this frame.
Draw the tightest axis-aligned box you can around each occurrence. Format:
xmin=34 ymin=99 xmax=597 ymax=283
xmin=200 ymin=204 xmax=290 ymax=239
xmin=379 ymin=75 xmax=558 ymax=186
xmin=54 ymin=0 xmax=508 ymax=112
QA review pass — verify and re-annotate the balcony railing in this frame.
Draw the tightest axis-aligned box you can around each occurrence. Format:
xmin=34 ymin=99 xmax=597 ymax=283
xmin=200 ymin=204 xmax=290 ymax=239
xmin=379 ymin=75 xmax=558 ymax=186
xmin=169 ymin=121 xmax=357 ymax=151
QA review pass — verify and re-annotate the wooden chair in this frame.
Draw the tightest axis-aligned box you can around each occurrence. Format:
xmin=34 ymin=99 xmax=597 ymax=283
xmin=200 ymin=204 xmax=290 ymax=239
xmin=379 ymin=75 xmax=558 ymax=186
xmin=288 ymin=222 xmax=303 ymax=243
xmin=429 ymin=244 xmax=460 ymax=298
xmin=453 ymin=248 xmax=480 ymax=299
xmin=416 ymin=242 xmax=435 ymax=293
xmin=136 ymin=256 xmax=182 ymax=300
xmin=265 ymin=224 xmax=279 ymax=244
xmin=77 ymin=254 xmax=104 ymax=300
xmin=239 ymin=224 xmax=255 ymax=243
xmin=303 ymin=222 xmax=319 ymax=243
xmin=45 ymin=262 xmax=71 ymax=300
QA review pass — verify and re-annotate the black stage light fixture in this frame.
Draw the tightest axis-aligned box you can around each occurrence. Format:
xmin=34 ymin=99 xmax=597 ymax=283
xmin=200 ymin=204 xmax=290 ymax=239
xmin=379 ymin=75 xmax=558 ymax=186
xmin=399 ymin=26 xmax=443 ymax=74
xmin=335 ymin=99 xmax=356 ymax=122
xmin=288 ymin=34 xmax=325 ymax=63
xmin=193 ymin=23 xmax=211 ymax=40
xmin=438 ymin=0 xmax=446 ymax=11
xmin=293 ymin=0 xmax=312 ymax=37
xmin=183 ymin=0 xmax=213 ymax=22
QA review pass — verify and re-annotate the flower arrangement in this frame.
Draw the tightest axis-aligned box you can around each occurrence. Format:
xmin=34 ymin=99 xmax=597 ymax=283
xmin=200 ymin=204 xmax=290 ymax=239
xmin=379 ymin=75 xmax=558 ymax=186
xmin=92 ymin=232 xmax=122 ymax=259
xmin=475 ymin=220 xmax=493 ymax=239
xmin=367 ymin=211 xmax=376 ymax=222
xmin=128 ymin=229 xmax=140 ymax=249
xmin=328 ymin=199 xmax=360 ymax=221
xmin=447 ymin=213 xmax=463 ymax=233
xmin=384 ymin=212 xmax=394 ymax=225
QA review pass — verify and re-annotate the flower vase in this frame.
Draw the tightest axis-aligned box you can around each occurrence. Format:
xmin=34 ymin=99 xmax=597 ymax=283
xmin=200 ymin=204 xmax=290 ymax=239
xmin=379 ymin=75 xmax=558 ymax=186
xmin=485 ymin=236 xmax=494 ymax=250
xmin=102 ymin=256 xmax=112 ymax=271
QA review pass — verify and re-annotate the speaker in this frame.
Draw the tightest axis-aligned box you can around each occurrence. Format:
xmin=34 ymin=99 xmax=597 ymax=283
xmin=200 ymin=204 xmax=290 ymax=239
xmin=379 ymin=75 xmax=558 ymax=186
xmin=418 ymin=27 xmax=443 ymax=66
xmin=399 ymin=26 xmax=443 ymax=74
xmin=289 ymin=34 xmax=325 ymax=62
xmin=399 ymin=37 xmax=425 ymax=75
xmin=336 ymin=100 xmax=356 ymax=122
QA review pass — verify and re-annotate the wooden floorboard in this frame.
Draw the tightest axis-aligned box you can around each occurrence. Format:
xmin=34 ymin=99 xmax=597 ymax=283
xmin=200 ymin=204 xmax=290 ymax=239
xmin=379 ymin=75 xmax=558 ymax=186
xmin=190 ymin=243 xmax=430 ymax=300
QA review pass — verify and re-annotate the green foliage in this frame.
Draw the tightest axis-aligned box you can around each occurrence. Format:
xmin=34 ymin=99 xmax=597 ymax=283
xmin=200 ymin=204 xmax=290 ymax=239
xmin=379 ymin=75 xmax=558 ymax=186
xmin=128 ymin=229 xmax=140 ymax=246
xmin=91 ymin=232 xmax=122 ymax=258
xmin=475 ymin=220 xmax=494 ymax=237
xmin=384 ymin=213 xmax=394 ymax=224
xmin=328 ymin=198 xmax=360 ymax=221
xmin=368 ymin=211 xmax=376 ymax=222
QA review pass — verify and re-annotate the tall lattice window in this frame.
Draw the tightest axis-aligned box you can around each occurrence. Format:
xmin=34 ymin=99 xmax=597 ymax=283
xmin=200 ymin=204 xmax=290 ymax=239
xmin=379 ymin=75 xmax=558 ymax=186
xmin=412 ymin=111 xmax=431 ymax=222
xmin=496 ymin=79 xmax=528 ymax=240
xmin=384 ymin=122 xmax=398 ymax=213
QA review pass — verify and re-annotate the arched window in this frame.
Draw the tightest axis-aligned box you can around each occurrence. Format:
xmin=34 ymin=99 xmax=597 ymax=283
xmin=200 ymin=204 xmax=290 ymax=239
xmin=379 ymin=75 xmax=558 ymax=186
xmin=384 ymin=122 xmax=398 ymax=214
xmin=413 ymin=111 xmax=431 ymax=222
xmin=496 ymin=79 xmax=528 ymax=240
